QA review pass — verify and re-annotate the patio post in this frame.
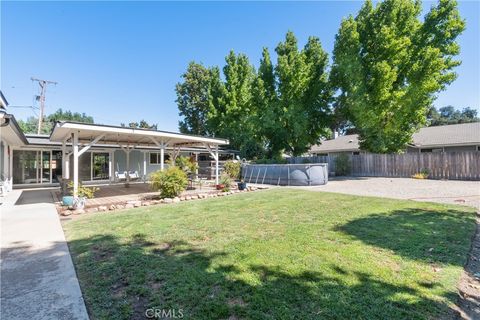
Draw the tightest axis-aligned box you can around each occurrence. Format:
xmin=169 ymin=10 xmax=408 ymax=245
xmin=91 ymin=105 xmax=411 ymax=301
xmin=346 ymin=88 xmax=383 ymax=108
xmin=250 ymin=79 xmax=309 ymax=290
xmin=143 ymin=151 xmax=147 ymax=180
xmin=72 ymin=131 xmax=79 ymax=197
xmin=125 ymin=147 xmax=130 ymax=188
xmin=61 ymin=141 xmax=66 ymax=179
xmin=160 ymin=145 xmax=165 ymax=171
xmin=215 ymin=145 xmax=219 ymax=185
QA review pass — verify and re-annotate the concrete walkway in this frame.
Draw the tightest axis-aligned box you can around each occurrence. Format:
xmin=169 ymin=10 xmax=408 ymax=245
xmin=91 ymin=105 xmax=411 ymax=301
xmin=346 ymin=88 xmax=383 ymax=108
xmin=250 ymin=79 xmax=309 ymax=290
xmin=1 ymin=188 xmax=89 ymax=320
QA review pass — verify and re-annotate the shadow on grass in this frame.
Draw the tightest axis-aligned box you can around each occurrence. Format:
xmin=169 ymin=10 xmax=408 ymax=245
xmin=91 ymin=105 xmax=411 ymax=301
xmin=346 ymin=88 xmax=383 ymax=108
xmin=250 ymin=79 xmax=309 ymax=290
xmin=67 ymin=232 xmax=462 ymax=320
xmin=337 ymin=208 xmax=475 ymax=266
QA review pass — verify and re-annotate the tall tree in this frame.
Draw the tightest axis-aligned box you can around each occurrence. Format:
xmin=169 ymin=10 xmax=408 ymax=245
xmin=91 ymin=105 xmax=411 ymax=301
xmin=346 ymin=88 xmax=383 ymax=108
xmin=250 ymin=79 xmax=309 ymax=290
xmin=121 ymin=119 xmax=158 ymax=130
xmin=176 ymin=62 xmax=214 ymax=135
xmin=331 ymin=0 xmax=465 ymax=153
xmin=427 ymin=105 xmax=479 ymax=126
xmin=275 ymin=32 xmax=331 ymax=156
xmin=214 ymin=51 xmax=262 ymax=158
xmin=18 ymin=108 xmax=95 ymax=134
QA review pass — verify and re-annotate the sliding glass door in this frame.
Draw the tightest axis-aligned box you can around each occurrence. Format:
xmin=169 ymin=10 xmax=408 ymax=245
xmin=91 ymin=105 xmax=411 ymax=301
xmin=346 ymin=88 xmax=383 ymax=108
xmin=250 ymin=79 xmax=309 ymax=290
xmin=92 ymin=153 xmax=109 ymax=180
xmin=12 ymin=150 xmax=62 ymax=185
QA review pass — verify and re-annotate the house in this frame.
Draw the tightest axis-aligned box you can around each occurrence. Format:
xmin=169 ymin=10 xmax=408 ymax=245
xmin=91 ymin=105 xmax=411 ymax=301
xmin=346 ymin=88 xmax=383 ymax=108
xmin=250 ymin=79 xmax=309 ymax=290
xmin=310 ymin=122 xmax=480 ymax=156
xmin=0 ymin=91 xmax=235 ymax=196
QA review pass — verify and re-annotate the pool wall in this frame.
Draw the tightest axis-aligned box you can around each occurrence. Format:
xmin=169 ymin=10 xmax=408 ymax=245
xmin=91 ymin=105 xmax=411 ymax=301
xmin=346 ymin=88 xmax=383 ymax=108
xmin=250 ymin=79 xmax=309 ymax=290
xmin=241 ymin=163 xmax=328 ymax=186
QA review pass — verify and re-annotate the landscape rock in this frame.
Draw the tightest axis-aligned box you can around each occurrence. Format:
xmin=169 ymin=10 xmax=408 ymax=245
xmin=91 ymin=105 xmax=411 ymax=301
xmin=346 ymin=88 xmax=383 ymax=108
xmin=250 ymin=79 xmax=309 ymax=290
xmin=125 ymin=203 xmax=134 ymax=209
xmin=142 ymin=201 xmax=151 ymax=206
xmin=173 ymin=197 xmax=180 ymax=203
xmin=73 ymin=209 xmax=85 ymax=214
xmin=109 ymin=205 xmax=116 ymax=210
xmin=98 ymin=206 xmax=108 ymax=212
xmin=164 ymin=198 xmax=173 ymax=203
xmin=62 ymin=210 xmax=72 ymax=216
xmin=116 ymin=204 xmax=125 ymax=209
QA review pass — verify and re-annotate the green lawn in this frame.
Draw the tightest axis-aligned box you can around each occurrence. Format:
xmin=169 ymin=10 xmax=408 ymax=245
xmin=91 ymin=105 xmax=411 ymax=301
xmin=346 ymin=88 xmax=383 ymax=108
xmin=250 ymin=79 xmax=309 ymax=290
xmin=63 ymin=189 xmax=476 ymax=320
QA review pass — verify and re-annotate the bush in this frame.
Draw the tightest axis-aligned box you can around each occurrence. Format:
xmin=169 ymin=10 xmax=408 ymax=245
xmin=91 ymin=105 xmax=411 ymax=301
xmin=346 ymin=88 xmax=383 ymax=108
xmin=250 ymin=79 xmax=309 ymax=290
xmin=167 ymin=156 xmax=198 ymax=176
xmin=223 ymin=160 xmax=241 ymax=180
xmin=255 ymin=157 xmax=287 ymax=164
xmin=219 ymin=173 xmax=232 ymax=192
xmin=68 ymin=182 xmax=99 ymax=199
xmin=412 ymin=168 xmax=429 ymax=179
xmin=335 ymin=154 xmax=351 ymax=176
xmin=150 ymin=166 xmax=188 ymax=198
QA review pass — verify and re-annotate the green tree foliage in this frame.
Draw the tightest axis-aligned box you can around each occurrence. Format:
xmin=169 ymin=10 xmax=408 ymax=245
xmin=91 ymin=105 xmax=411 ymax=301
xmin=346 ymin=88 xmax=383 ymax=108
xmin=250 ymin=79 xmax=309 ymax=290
xmin=18 ymin=108 xmax=95 ymax=134
xmin=331 ymin=0 xmax=465 ymax=153
xmin=121 ymin=119 xmax=157 ymax=130
xmin=176 ymin=62 xmax=217 ymax=135
xmin=274 ymin=32 xmax=331 ymax=156
xmin=427 ymin=106 xmax=479 ymax=126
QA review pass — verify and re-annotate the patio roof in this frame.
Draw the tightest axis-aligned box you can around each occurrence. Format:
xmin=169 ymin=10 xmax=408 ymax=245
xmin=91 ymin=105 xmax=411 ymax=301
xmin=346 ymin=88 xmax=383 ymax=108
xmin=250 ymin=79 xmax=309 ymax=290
xmin=51 ymin=121 xmax=229 ymax=196
xmin=50 ymin=121 xmax=229 ymax=147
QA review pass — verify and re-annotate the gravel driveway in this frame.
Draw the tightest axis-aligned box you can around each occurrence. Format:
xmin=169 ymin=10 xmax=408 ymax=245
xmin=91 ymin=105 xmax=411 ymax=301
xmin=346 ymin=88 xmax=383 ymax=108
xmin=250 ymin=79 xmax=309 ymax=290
xmin=298 ymin=177 xmax=480 ymax=208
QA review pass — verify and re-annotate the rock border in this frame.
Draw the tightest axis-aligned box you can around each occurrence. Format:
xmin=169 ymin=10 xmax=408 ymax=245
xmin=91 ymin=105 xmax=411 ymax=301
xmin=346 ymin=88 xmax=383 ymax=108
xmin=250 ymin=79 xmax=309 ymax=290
xmin=56 ymin=186 xmax=268 ymax=216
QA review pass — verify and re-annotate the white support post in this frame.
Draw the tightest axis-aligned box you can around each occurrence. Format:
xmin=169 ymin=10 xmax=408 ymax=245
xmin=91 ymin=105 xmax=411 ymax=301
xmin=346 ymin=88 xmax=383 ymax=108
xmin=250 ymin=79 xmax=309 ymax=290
xmin=121 ymin=145 xmax=132 ymax=188
xmin=61 ymin=141 xmax=66 ymax=179
xmin=143 ymin=151 xmax=147 ymax=180
xmin=215 ymin=146 xmax=219 ymax=185
xmin=150 ymin=137 xmax=169 ymax=172
xmin=73 ymin=132 xmax=79 ymax=197
xmin=109 ymin=151 xmax=113 ymax=183
xmin=160 ymin=146 xmax=165 ymax=171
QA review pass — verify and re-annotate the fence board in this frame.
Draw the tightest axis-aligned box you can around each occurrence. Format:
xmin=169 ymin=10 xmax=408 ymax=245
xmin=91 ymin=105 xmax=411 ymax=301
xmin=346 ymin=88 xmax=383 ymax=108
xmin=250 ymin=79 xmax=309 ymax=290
xmin=288 ymin=152 xmax=480 ymax=180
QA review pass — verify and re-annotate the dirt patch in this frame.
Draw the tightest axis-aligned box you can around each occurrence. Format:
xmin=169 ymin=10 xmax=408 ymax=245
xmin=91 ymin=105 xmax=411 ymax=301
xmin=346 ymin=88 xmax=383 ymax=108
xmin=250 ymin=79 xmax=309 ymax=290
xmin=228 ymin=297 xmax=246 ymax=307
xmin=455 ymin=212 xmax=480 ymax=319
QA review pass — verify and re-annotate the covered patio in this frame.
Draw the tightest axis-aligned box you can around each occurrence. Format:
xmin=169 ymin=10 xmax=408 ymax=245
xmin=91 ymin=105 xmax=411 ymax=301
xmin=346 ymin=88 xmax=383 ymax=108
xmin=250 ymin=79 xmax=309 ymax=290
xmin=49 ymin=121 xmax=229 ymax=197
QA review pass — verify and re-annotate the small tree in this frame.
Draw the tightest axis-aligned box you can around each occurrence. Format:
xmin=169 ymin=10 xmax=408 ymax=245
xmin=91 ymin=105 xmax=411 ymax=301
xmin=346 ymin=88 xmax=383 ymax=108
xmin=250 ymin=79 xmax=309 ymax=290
xmin=150 ymin=167 xmax=188 ymax=198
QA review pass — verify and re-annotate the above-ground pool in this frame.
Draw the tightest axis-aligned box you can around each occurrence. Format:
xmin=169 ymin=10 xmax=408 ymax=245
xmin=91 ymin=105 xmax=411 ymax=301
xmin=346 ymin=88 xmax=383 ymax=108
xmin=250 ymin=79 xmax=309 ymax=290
xmin=241 ymin=163 xmax=328 ymax=186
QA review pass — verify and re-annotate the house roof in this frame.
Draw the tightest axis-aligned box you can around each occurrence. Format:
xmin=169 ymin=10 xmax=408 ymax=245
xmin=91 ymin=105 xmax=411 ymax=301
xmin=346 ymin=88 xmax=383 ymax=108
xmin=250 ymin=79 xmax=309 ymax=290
xmin=411 ymin=122 xmax=480 ymax=148
xmin=310 ymin=122 xmax=480 ymax=153
xmin=0 ymin=91 xmax=8 ymax=110
xmin=310 ymin=134 xmax=360 ymax=153
xmin=49 ymin=121 xmax=229 ymax=148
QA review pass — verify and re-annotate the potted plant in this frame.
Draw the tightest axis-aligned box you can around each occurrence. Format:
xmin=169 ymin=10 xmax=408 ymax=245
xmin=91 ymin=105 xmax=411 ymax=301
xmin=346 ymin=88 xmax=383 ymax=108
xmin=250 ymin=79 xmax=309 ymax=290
xmin=237 ymin=179 xmax=247 ymax=191
xmin=65 ymin=182 xmax=98 ymax=209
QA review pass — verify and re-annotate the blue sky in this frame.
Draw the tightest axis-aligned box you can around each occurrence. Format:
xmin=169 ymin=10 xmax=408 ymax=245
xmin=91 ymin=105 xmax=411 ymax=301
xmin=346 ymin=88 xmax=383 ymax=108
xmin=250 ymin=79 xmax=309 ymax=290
xmin=2 ymin=1 xmax=479 ymax=132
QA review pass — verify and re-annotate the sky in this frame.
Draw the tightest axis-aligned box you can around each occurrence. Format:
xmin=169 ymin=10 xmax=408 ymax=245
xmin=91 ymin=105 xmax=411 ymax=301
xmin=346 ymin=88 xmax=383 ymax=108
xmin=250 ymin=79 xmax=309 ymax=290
xmin=2 ymin=1 xmax=479 ymax=132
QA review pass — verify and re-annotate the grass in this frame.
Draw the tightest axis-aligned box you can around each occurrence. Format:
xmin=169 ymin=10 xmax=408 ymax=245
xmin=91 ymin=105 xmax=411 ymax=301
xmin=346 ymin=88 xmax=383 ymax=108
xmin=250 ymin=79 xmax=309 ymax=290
xmin=63 ymin=189 xmax=476 ymax=320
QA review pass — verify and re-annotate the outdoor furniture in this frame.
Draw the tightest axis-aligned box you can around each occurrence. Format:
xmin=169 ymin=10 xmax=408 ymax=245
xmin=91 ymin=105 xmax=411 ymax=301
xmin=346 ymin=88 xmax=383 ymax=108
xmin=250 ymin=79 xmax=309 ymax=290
xmin=128 ymin=171 xmax=140 ymax=180
xmin=115 ymin=171 xmax=127 ymax=181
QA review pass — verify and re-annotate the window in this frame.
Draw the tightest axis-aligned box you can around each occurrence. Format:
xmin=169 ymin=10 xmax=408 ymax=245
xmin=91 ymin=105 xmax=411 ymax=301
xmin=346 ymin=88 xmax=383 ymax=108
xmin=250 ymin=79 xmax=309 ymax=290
xmin=149 ymin=152 xmax=169 ymax=165
xmin=352 ymin=152 xmax=360 ymax=155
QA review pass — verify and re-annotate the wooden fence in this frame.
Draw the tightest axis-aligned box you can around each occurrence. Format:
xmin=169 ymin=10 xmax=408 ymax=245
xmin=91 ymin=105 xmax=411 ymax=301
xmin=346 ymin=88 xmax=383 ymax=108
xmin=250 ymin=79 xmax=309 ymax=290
xmin=288 ymin=152 xmax=480 ymax=180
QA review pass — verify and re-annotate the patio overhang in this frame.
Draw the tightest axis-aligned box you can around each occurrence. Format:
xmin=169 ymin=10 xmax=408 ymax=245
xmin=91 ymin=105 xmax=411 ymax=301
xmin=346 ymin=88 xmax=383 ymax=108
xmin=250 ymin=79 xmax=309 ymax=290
xmin=49 ymin=121 xmax=229 ymax=197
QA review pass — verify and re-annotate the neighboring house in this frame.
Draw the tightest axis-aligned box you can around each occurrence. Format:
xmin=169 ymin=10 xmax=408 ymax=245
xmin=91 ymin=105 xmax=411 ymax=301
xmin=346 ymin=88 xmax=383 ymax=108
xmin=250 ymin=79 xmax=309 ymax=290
xmin=0 ymin=91 xmax=235 ymax=192
xmin=310 ymin=122 xmax=480 ymax=156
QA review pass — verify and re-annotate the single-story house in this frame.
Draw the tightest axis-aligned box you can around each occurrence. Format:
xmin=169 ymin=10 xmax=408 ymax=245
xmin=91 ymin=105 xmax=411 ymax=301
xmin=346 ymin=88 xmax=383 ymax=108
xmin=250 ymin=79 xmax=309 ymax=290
xmin=310 ymin=122 xmax=480 ymax=156
xmin=0 ymin=91 xmax=235 ymax=196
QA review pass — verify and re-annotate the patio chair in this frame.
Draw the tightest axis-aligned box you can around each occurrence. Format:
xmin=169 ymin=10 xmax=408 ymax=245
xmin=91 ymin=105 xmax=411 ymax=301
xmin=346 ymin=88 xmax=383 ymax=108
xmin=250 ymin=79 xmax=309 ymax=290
xmin=128 ymin=171 xmax=140 ymax=181
xmin=115 ymin=171 xmax=127 ymax=181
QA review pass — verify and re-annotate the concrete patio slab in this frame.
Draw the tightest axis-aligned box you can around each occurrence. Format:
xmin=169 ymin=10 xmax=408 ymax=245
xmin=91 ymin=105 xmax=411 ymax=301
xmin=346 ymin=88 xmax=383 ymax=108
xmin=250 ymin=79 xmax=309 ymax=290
xmin=297 ymin=177 xmax=480 ymax=208
xmin=1 ymin=188 xmax=89 ymax=320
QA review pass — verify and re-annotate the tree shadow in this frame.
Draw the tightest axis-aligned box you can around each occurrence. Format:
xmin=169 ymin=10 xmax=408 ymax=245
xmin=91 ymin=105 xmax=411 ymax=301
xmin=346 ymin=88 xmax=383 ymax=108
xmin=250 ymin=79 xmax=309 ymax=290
xmin=336 ymin=208 xmax=476 ymax=266
xmin=66 ymin=232 xmax=464 ymax=319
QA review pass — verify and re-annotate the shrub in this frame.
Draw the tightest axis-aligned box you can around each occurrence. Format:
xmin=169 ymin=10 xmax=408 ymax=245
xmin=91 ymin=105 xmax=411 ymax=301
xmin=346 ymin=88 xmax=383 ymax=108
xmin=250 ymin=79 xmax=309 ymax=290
xmin=219 ymin=173 xmax=232 ymax=192
xmin=335 ymin=154 xmax=351 ymax=176
xmin=168 ymin=156 xmax=198 ymax=176
xmin=68 ymin=182 xmax=99 ymax=199
xmin=223 ymin=160 xmax=241 ymax=180
xmin=150 ymin=167 xmax=188 ymax=198
xmin=412 ymin=168 xmax=429 ymax=179
xmin=255 ymin=157 xmax=287 ymax=164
